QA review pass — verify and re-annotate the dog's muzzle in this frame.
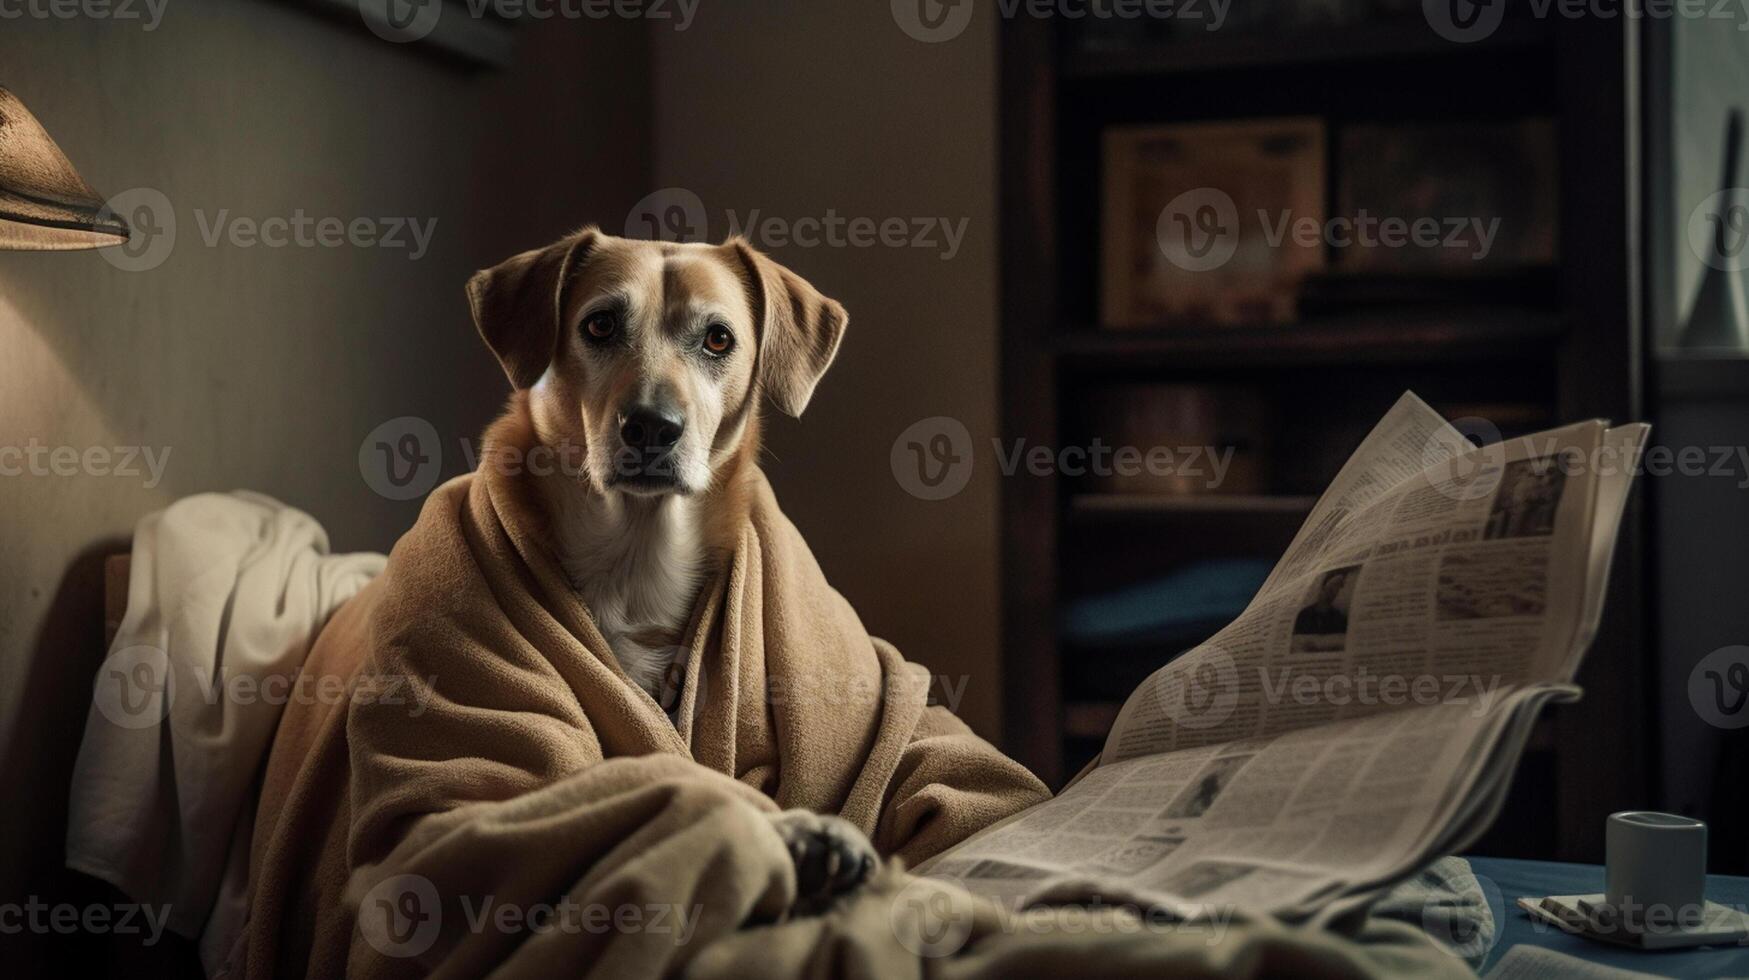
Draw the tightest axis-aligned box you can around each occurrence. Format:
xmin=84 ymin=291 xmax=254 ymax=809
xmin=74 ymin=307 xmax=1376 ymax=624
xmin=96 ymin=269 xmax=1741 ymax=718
xmin=613 ymin=403 xmax=686 ymax=491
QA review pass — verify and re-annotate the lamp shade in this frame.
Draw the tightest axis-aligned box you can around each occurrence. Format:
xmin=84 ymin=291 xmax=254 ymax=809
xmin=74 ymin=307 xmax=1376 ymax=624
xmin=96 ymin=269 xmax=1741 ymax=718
xmin=0 ymin=86 xmax=129 ymax=250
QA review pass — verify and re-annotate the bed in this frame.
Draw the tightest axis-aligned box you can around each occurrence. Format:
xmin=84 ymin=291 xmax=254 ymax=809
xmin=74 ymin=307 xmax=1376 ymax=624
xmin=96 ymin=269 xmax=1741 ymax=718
xmin=92 ymin=551 xmax=1749 ymax=979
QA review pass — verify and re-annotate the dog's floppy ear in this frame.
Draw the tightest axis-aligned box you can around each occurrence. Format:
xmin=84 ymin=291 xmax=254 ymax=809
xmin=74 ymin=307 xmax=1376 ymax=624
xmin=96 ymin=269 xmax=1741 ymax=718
xmin=466 ymin=226 xmax=599 ymax=389
xmin=729 ymin=239 xmax=848 ymax=417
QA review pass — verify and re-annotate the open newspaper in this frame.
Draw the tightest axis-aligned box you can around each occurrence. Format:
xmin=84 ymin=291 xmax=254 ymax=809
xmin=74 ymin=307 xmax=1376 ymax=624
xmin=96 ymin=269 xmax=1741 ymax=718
xmin=916 ymin=392 xmax=1649 ymax=925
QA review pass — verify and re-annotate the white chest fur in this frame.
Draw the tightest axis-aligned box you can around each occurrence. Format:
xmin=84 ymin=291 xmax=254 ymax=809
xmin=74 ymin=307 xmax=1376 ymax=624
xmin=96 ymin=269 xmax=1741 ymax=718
xmin=540 ymin=481 xmax=706 ymax=704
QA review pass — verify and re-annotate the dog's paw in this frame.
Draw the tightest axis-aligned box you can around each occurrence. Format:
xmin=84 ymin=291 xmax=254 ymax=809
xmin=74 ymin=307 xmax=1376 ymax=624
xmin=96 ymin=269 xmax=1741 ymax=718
xmin=767 ymin=809 xmax=878 ymax=914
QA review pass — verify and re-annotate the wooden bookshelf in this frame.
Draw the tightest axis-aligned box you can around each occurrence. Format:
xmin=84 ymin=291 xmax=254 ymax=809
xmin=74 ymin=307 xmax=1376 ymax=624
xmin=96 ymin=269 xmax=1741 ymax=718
xmin=998 ymin=11 xmax=1651 ymax=865
xmin=1067 ymin=493 xmax=1317 ymax=518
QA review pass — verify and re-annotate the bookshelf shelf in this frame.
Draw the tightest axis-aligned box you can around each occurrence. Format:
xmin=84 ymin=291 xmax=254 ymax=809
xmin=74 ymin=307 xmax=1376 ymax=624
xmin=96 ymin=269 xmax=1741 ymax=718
xmin=1063 ymin=701 xmax=1122 ymax=741
xmin=1656 ymin=353 xmax=1749 ymax=400
xmin=1055 ymin=311 xmax=1564 ymax=369
xmin=1060 ymin=17 xmax=1554 ymax=80
xmin=1067 ymin=493 xmax=1317 ymax=518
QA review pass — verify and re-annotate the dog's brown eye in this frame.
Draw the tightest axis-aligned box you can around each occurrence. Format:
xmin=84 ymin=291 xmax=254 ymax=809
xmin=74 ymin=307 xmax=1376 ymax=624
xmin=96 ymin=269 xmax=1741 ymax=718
xmin=583 ymin=310 xmax=618 ymax=341
xmin=703 ymin=324 xmax=735 ymax=356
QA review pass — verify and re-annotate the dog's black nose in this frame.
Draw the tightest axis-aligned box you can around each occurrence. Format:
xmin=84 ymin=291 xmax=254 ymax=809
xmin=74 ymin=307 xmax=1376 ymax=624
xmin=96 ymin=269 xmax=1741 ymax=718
xmin=619 ymin=404 xmax=685 ymax=453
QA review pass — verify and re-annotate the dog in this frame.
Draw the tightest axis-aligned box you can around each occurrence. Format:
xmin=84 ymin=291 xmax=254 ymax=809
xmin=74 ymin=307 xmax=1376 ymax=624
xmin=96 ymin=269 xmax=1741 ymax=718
xmin=467 ymin=226 xmax=876 ymax=912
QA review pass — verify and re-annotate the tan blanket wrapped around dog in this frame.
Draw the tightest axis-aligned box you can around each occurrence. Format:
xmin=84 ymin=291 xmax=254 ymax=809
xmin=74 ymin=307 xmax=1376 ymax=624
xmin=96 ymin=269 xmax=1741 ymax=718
xmin=239 ymin=437 xmax=1471 ymax=980
xmin=240 ymin=428 xmax=1048 ymax=978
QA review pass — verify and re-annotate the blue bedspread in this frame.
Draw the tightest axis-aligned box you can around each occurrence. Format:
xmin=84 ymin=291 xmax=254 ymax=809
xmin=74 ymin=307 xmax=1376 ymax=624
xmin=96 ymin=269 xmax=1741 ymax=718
xmin=1467 ymin=856 xmax=1749 ymax=978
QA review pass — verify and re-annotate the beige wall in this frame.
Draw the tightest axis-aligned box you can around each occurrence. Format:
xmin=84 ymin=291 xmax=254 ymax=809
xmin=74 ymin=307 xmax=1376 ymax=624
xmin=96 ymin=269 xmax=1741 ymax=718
xmin=0 ymin=0 xmax=651 ymax=926
xmin=651 ymin=1 xmax=1005 ymax=737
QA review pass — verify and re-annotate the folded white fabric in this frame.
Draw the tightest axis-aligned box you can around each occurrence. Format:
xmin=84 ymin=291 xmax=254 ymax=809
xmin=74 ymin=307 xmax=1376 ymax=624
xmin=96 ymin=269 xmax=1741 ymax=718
xmin=1368 ymin=856 xmax=1497 ymax=970
xmin=64 ymin=492 xmax=384 ymax=974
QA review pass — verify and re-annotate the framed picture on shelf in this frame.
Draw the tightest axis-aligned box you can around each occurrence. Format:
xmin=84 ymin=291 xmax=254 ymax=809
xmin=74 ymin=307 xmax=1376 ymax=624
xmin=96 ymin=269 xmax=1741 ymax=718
xmin=1102 ymin=117 xmax=1326 ymax=330
xmin=1335 ymin=119 xmax=1558 ymax=273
